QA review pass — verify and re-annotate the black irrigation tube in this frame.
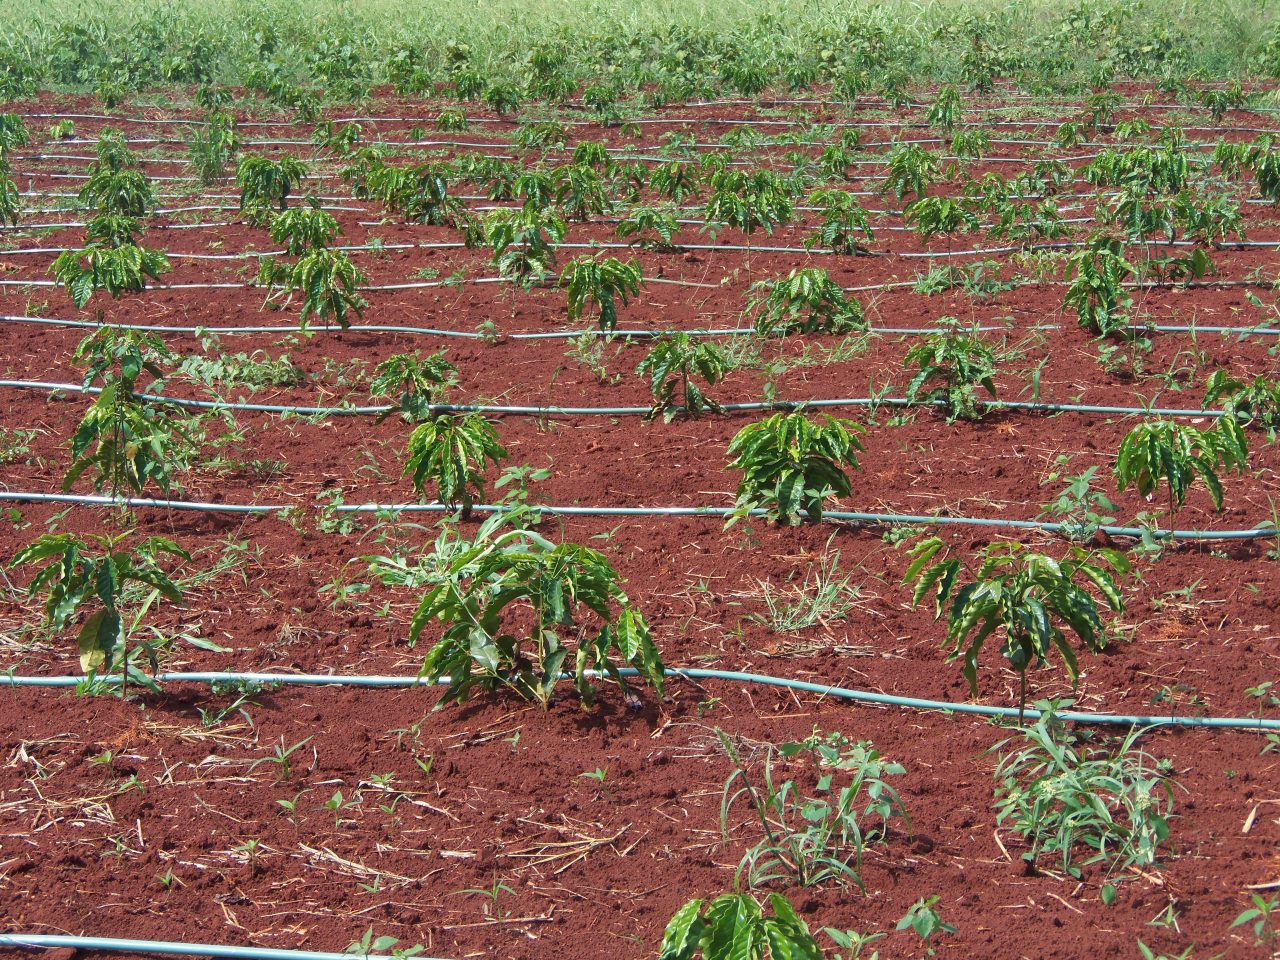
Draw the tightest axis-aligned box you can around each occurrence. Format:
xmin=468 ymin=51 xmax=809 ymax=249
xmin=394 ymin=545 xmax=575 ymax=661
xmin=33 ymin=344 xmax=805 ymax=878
xmin=0 ymin=377 xmax=1237 ymax=420
xmin=0 ymin=492 xmax=1274 ymax=544
xmin=5 ymin=313 xmax=1280 ymax=340
xmin=0 ymin=668 xmax=1277 ymax=731
xmin=2 ymin=237 xmax=1279 ymax=273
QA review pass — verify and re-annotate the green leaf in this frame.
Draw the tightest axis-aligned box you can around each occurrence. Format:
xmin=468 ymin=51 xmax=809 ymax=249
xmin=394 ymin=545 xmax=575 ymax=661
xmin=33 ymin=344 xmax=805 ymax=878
xmin=658 ymin=899 xmax=707 ymax=960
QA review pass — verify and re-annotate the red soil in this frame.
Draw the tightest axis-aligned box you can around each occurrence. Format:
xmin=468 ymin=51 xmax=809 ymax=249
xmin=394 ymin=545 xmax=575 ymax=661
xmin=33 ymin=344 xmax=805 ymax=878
xmin=1 ymin=87 xmax=1278 ymax=960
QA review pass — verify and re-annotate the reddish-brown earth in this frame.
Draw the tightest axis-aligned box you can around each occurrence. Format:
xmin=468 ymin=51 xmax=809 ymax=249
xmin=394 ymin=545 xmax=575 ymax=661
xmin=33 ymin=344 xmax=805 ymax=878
xmin=1 ymin=87 xmax=1279 ymax=960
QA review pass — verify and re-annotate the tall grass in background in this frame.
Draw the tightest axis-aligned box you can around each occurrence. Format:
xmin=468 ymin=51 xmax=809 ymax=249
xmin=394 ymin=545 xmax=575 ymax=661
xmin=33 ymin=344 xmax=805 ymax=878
xmin=0 ymin=0 xmax=1275 ymax=95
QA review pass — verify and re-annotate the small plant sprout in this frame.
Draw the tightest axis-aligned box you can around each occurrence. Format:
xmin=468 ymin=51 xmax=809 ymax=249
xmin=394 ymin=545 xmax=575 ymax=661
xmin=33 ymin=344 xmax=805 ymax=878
xmin=1038 ymin=459 xmax=1119 ymax=543
xmin=895 ymin=896 xmax=956 ymax=957
xmin=1203 ymin=370 xmax=1280 ymax=439
xmin=370 ymin=351 xmax=458 ymax=422
xmin=453 ymin=872 xmax=516 ymax=920
xmin=717 ymin=727 xmax=908 ymax=890
xmin=991 ymin=702 xmax=1177 ymax=885
xmin=345 ymin=928 xmax=424 ymax=960
xmin=1231 ymin=893 xmax=1280 ymax=952
xmin=249 ymin=736 xmax=313 ymax=781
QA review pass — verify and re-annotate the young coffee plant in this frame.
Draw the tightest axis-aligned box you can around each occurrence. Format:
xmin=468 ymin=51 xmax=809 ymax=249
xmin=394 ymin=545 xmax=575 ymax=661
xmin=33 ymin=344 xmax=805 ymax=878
xmin=0 ymin=112 xmax=29 ymax=155
xmin=905 ymin=192 xmax=979 ymax=243
xmin=84 ymin=213 xmax=149 ymax=248
xmin=408 ymin=517 xmax=663 ymax=708
xmin=370 ymin=351 xmax=458 ymax=422
xmin=0 ymin=158 xmax=18 ymax=226
xmin=660 ymin=893 xmax=822 ymax=960
xmin=258 ymin=248 xmax=367 ymax=331
xmin=615 ymin=206 xmax=682 ymax=251
xmin=746 ymin=268 xmax=866 ymax=337
xmin=74 ymin=325 xmax=174 ymax=391
xmin=1063 ymin=236 xmax=1135 ymax=336
xmin=12 ymin=531 xmax=189 ymax=689
xmin=52 ymin=242 xmax=172 ymax=309
xmin=64 ymin=384 xmax=195 ymax=499
xmin=1203 ymin=370 xmax=1280 ymax=439
xmin=563 ymin=256 xmax=643 ymax=334
xmin=483 ymin=81 xmax=522 ymax=117
xmin=951 ymin=128 xmax=990 ymax=160
xmin=515 ymin=119 xmax=569 ymax=150
xmin=366 ymin=162 xmax=462 ymax=225
xmin=804 ymin=188 xmax=875 ymax=256
xmin=553 ymin=162 xmax=613 ymax=222
xmin=703 ymin=169 xmax=794 ymax=247
xmin=268 ymin=206 xmax=339 ymax=254
xmin=435 ymin=108 xmax=468 ymax=132
xmin=403 ymin=412 xmax=506 ymax=518
xmin=582 ymin=82 xmax=624 ymax=126
xmin=726 ymin=412 xmax=866 ymax=526
xmin=78 ymin=133 xmax=155 ymax=218
xmin=883 ymin=142 xmax=941 ymax=202
xmin=483 ymin=206 xmax=566 ymax=285
xmin=1114 ymin=418 xmax=1248 ymax=514
xmin=991 ymin=703 xmax=1176 ymax=884
xmin=187 ymin=112 xmax=239 ymax=185
xmin=902 ymin=320 xmax=999 ymax=421
xmin=905 ymin=538 xmax=1129 ymax=723
xmin=635 ymin=333 xmax=731 ymax=422
xmin=927 ymin=84 xmax=963 ymax=131
xmin=311 ymin=119 xmax=363 ymax=157
xmin=237 ymin=154 xmax=308 ymax=225
xmin=1199 ymin=80 xmax=1246 ymax=121
xmin=718 ymin=728 xmax=909 ymax=890
xmin=649 ymin=161 xmax=700 ymax=204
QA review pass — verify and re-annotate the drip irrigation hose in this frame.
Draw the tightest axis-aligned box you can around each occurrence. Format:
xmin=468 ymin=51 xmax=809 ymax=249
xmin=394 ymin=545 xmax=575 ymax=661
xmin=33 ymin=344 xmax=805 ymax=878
xmin=5 ymin=314 xmax=1280 ymax=340
xmin=0 ymin=492 xmax=1274 ymax=542
xmin=14 ymin=140 xmax=1214 ymax=170
xmin=13 ymin=91 xmax=1280 ymax=124
xmin=0 ymin=377 xmax=1235 ymax=420
xmin=0 ymin=934 xmax=451 ymax=960
xmin=1 ymin=237 xmax=1276 ymax=275
xmin=0 ymin=668 xmax=1276 ymax=732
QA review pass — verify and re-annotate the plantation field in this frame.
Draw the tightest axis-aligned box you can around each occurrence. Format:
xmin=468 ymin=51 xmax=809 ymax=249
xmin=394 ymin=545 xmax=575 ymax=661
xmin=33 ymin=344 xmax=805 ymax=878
xmin=1 ymin=10 xmax=1280 ymax=959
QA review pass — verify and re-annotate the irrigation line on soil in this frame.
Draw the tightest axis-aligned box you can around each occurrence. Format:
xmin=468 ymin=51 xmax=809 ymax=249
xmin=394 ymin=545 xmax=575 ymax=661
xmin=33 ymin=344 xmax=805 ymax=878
xmin=0 ymin=377 xmax=1233 ymax=420
xmin=3 ymin=238 xmax=1277 ymax=286
xmin=6 ymin=314 xmax=1280 ymax=340
xmin=0 ymin=669 xmax=1276 ymax=732
xmin=0 ymin=934 xmax=452 ymax=960
xmin=13 ymin=141 xmax=1218 ymax=170
xmin=0 ymin=492 xmax=1273 ymax=543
